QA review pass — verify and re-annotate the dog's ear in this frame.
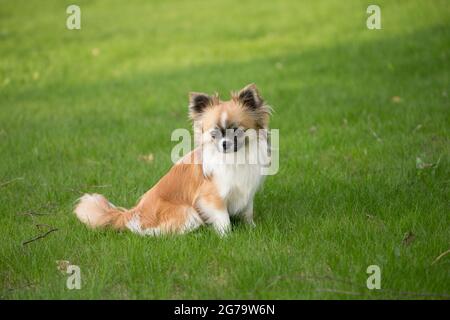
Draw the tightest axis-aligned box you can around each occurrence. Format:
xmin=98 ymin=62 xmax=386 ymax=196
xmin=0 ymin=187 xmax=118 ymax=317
xmin=237 ymin=83 xmax=263 ymax=109
xmin=189 ymin=92 xmax=215 ymax=119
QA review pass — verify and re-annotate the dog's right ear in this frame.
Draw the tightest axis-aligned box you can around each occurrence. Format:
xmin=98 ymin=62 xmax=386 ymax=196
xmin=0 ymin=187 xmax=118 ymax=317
xmin=189 ymin=92 xmax=215 ymax=119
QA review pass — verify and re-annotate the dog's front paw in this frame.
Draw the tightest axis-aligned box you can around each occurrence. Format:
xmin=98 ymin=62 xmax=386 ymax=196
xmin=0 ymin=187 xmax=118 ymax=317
xmin=213 ymin=218 xmax=231 ymax=237
xmin=243 ymin=215 xmax=256 ymax=228
xmin=214 ymin=224 xmax=231 ymax=237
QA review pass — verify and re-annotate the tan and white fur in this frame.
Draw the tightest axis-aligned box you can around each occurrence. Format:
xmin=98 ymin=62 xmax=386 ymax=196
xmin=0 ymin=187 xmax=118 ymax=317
xmin=74 ymin=84 xmax=271 ymax=236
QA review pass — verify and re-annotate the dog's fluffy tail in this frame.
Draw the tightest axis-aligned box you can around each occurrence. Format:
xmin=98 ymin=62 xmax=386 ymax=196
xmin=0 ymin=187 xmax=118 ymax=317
xmin=74 ymin=193 xmax=133 ymax=230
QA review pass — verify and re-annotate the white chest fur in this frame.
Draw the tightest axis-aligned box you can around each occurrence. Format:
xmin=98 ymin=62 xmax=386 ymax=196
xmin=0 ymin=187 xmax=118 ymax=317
xmin=202 ymin=142 xmax=267 ymax=216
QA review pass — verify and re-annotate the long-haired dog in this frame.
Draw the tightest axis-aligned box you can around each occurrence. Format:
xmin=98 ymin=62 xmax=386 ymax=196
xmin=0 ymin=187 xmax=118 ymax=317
xmin=74 ymin=84 xmax=271 ymax=236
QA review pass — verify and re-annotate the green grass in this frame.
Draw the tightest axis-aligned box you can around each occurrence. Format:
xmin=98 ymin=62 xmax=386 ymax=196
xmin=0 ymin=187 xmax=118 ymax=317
xmin=1 ymin=0 xmax=449 ymax=299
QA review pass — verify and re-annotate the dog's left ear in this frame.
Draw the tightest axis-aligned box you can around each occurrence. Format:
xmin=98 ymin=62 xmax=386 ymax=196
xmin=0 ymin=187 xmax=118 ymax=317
xmin=237 ymin=83 xmax=263 ymax=109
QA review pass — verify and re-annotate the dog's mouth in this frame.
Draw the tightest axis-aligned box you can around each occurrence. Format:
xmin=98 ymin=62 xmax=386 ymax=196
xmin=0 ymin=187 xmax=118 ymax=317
xmin=221 ymin=147 xmax=238 ymax=153
xmin=218 ymin=145 xmax=237 ymax=153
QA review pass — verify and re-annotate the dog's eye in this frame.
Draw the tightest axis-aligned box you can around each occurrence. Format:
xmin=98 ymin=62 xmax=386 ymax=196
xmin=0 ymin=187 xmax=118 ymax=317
xmin=211 ymin=129 xmax=220 ymax=139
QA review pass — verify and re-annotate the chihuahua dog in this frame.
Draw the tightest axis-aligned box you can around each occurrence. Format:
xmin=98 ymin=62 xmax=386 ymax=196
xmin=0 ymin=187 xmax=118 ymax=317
xmin=74 ymin=84 xmax=271 ymax=236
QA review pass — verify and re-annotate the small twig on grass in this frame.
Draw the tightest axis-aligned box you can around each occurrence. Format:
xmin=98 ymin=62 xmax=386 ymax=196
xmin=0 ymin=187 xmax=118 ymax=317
xmin=35 ymin=223 xmax=55 ymax=230
xmin=22 ymin=228 xmax=58 ymax=246
xmin=431 ymin=249 xmax=450 ymax=265
xmin=0 ymin=177 xmax=24 ymax=188
xmin=18 ymin=211 xmax=51 ymax=217
xmin=18 ymin=202 xmax=59 ymax=245
xmin=17 ymin=203 xmax=56 ymax=226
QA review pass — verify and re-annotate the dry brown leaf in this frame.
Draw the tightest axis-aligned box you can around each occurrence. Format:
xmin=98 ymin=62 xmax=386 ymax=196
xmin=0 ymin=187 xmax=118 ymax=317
xmin=56 ymin=260 xmax=70 ymax=273
xmin=391 ymin=96 xmax=402 ymax=103
xmin=402 ymin=231 xmax=416 ymax=246
xmin=309 ymin=126 xmax=317 ymax=135
xmin=139 ymin=153 xmax=154 ymax=163
xmin=91 ymin=48 xmax=100 ymax=56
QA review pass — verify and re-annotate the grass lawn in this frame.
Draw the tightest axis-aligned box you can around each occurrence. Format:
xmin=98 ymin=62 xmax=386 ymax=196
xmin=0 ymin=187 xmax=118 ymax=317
xmin=0 ymin=0 xmax=449 ymax=299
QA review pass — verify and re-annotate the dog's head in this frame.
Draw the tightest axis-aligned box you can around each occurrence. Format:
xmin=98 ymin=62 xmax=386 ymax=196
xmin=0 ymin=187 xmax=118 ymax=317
xmin=189 ymin=84 xmax=271 ymax=153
